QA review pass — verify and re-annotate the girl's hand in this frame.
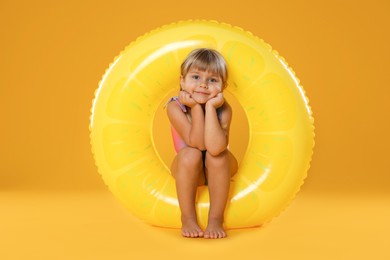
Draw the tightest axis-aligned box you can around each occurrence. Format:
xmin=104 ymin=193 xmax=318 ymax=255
xmin=179 ymin=91 xmax=198 ymax=108
xmin=206 ymin=93 xmax=224 ymax=109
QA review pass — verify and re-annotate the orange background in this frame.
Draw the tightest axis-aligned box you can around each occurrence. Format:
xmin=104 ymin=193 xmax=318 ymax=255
xmin=1 ymin=0 xmax=389 ymax=259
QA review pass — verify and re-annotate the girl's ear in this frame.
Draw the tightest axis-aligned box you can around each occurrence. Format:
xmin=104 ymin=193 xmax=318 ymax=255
xmin=222 ymin=81 xmax=228 ymax=90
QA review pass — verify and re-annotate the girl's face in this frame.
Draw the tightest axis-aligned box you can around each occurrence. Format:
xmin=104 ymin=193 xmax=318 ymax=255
xmin=180 ymin=67 xmax=223 ymax=104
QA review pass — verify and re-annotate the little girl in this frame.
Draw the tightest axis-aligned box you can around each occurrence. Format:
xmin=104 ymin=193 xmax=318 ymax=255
xmin=166 ymin=48 xmax=238 ymax=239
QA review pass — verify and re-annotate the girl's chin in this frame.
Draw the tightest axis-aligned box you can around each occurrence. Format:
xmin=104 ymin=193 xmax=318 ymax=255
xmin=192 ymin=95 xmax=215 ymax=104
xmin=193 ymin=98 xmax=209 ymax=104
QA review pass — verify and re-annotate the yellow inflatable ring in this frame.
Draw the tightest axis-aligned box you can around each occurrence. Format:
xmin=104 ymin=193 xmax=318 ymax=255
xmin=90 ymin=20 xmax=314 ymax=229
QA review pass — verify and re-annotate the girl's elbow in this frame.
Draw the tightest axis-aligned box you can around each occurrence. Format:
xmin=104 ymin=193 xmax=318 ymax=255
xmin=196 ymin=144 xmax=206 ymax=151
xmin=205 ymin=136 xmax=228 ymax=156
xmin=187 ymin=138 xmax=205 ymax=151
xmin=206 ymin=144 xmax=227 ymax=156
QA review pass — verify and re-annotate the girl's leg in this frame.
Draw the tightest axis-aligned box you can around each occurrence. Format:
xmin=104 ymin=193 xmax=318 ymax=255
xmin=204 ymin=150 xmax=238 ymax=239
xmin=171 ymin=147 xmax=205 ymax=238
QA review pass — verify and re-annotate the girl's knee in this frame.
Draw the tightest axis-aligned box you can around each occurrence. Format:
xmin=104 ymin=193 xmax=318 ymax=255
xmin=177 ymin=147 xmax=203 ymax=169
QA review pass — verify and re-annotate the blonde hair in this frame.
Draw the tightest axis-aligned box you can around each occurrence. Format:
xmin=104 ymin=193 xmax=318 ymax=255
xmin=180 ymin=48 xmax=228 ymax=88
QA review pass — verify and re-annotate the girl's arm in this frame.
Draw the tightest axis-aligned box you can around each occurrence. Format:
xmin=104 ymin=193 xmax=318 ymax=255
xmin=204 ymin=94 xmax=232 ymax=156
xmin=166 ymin=97 xmax=205 ymax=150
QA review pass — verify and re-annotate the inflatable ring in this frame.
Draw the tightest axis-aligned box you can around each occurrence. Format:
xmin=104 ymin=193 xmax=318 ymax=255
xmin=90 ymin=20 xmax=314 ymax=229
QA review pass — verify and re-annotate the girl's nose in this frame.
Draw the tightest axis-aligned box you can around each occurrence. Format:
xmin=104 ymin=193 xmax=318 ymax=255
xmin=199 ymin=81 xmax=208 ymax=88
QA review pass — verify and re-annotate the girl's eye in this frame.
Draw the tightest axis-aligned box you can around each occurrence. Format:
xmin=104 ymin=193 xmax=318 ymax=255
xmin=192 ymin=75 xmax=199 ymax=80
xmin=209 ymin=78 xmax=218 ymax=83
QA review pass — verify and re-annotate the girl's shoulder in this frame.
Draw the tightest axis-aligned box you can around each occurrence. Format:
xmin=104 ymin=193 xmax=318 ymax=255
xmin=165 ymin=96 xmax=187 ymax=113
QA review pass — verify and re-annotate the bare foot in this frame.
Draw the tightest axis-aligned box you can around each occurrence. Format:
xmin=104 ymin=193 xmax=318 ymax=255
xmin=204 ymin=218 xmax=227 ymax=239
xmin=181 ymin=217 xmax=204 ymax=238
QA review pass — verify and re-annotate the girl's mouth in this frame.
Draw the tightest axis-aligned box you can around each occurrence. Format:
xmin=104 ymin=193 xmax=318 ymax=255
xmin=194 ymin=91 xmax=208 ymax=95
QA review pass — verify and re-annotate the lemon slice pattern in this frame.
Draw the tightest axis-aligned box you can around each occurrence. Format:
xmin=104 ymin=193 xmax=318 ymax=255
xmin=90 ymin=20 xmax=315 ymax=229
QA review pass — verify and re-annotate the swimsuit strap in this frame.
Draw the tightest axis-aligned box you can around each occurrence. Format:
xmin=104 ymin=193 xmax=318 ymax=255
xmin=164 ymin=96 xmax=187 ymax=112
xmin=216 ymin=107 xmax=223 ymax=120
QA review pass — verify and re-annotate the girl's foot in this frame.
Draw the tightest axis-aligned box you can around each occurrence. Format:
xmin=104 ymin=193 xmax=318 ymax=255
xmin=181 ymin=217 xmax=204 ymax=238
xmin=204 ymin=218 xmax=227 ymax=239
